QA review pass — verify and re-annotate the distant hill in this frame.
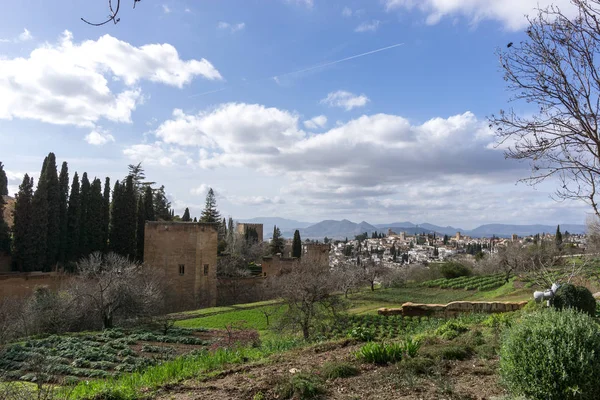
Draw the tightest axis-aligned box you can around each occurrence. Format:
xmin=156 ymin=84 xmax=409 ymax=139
xmin=237 ymin=217 xmax=313 ymax=239
xmin=2 ymin=195 xmax=14 ymax=228
xmin=469 ymin=223 xmax=586 ymax=237
xmin=290 ymin=219 xmax=378 ymax=240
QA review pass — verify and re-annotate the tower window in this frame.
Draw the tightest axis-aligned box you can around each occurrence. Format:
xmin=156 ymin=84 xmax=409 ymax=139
xmin=204 ymin=264 xmax=209 ymax=276
xmin=179 ymin=264 xmax=185 ymax=275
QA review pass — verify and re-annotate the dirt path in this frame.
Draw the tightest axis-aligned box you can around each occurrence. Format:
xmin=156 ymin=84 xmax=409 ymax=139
xmin=154 ymin=341 xmax=506 ymax=400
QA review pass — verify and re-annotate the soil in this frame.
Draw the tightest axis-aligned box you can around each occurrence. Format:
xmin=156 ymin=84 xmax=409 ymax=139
xmin=154 ymin=340 xmax=507 ymax=400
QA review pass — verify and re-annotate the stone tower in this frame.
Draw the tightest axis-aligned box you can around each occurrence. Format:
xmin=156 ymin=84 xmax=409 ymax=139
xmin=236 ymin=223 xmax=264 ymax=243
xmin=144 ymin=222 xmax=218 ymax=312
xmin=303 ymin=243 xmax=331 ymax=267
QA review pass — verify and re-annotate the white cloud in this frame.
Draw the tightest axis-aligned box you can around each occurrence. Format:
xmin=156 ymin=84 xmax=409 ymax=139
xmin=321 ymin=90 xmax=370 ymax=111
xmin=229 ymin=195 xmax=285 ymax=206
xmin=217 ymin=22 xmax=246 ymax=33
xmin=18 ymin=29 xmax=33 ymax=42
xmin=123 ymin=142 xmax=190 ymax=166
xmin=85 ymin=129 xmax=115 ymax=146
xmin=162 ymin=4 xmax=171 ymax=13
xmin=342 ymin=7 xmax=353 ymax=17
xmin=303 ymin=115 xmax=327 ymax=130
xmin=355 ymin=20 xmax=381 ymax=32
xmin=384 ymin=0 xmax=577 ymax=31
xmin=190 ymin=184 xmax=210 ymax=196
xmin=285 ymin=0 xmax=313 ymax=8
xmin=0 ymin=30 xmax=221 ymax=127
xmin=185 ymin=8 xmax=191 ymax=13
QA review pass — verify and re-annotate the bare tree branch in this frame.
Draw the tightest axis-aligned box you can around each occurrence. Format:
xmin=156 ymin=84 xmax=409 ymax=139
xmin=81 ymin=0 xmax=140 ymax=26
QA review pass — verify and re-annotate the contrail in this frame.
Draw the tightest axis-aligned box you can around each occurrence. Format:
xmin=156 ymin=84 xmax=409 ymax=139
xmin=190 ymin=42 xmax=404 ymax=98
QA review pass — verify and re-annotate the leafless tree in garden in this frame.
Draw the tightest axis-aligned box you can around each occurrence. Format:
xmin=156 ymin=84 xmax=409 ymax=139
xmin=71 ymin=252 xmax=165 ymax=329
xmin=490 ymin=0 xmax=600 ymax=217
xmin=361 ymin=258 xmax=388 ymax=291
xmin=273 ymin=258 xmax=347 ymax=340
xmin=332 ymin=260 xmax=363 ymax=298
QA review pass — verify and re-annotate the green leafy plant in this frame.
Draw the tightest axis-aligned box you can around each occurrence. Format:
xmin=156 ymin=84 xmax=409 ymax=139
xmin=402 ymin=337 xmax=421 ymax=358
xmin=439 ymin=262 xmax=472 ymax=279
xmin=276 ymin=372 xmax=325 ymax=399
xmin=434 ymin=320 xmax=469 ymax=340
xmin=500 ymin=308 xmax=600 ymax=400
xmin=355 ymin=342 xmax=403 ymax=365
xmin=346 ymin=326 xmax=376 ymax=342
xmin=551 ymin=284 xmax=596 ymax=316
xmin=320 ymin=362 xmax=359 ymax=380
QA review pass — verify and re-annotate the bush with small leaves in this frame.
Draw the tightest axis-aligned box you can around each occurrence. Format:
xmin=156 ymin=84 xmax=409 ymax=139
xmin=321 ymin=362 xmax=359 ymax=380
xmin=500 ymin=308 xmax=600 ymax=400
xmin=276 ymin=372 xmax=325 ymax=400
xmin=551 ymin=284 xmax=596 ymax=316
xmin=434 ymin=320 xmax=469 ymax=340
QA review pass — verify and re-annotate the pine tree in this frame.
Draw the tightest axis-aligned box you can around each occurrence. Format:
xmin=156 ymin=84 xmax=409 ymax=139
xmin=153 ymin=185 xmax=172 ymax=221
xmin=182 ymin=208 xmax=191 ymax=221
xmin=78 ymin=173 xmax=91 ymax=257
xmin=122 ymin=175 xmax=138 ymax=259
xmin=87 ymin=178 xmax=104 ymax=252
xmin=57 ymin=162 xmax=69 ymax=263
xmin=222 ymin=217 xmax=227 ymax=236
xmin=109 ymin=180 xmax=122 ymax=254
xmin=136 ymin=196 xmax=145 ymax=261
xmin=31 ymin=157 xmax=49 ymax=271
xmin=556 ymin=225 xmax=563 ymax=247
xmin=66 ymin=173 xmax=80 ymax=261
xmin=200 ymin=188 xmax=221 ymax=223
xmin=126 ymin=163 xmax=155 ymax=197
xmin=270 ymin=225 xmax=285 ymax=255
xmin=102 ymin=177 xmax=110 ymax=252
xmin=292 ymin=230 xmax=302 ymax=258
xmin=12 ymin=175 xmax=34 ymax=271
xmin=0 ymin=161 xmax=7 ymax=196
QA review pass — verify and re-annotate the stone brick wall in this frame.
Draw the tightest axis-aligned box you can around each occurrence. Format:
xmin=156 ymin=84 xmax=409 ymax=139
xmin=236 ymin=223 xmax=264 ymax=243
xmin=144 ymin=222 xmax=218 ymax=312
xmin=303 ymin=243 xmax=330 ymax=266
xmin=378 ymin=300 xmax=528 ymax=317
xmin=0 ymin=272 xmax=70 ymax=299
xmin=260 ymin=254 xmax=297 ymax=277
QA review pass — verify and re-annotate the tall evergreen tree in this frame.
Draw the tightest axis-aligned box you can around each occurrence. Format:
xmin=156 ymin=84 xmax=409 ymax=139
xmin=87 ymin=178 xmax=105 ymax=252
xmin=57 ymin=162 xmax=69 ymax=263
xmin=136 ymin=196 xmax=145 ymax=261
xmin=122 ymin=175 xmax=138 ymax=259
xmin=556 ymin=225 xmax=563 ymax=247
xmin=31 ymin=157 xmax=49 ymax=271
xmin=102 ymin=177 xmax=110 ymax=252
xmin=143 ymin=186 xmax=155 ymax=222
xmin=38 ymin=153 xmax=61 ymax=270
xmin=0 ymin=192 xmax=9 ymax=255
xmin=270 ymin=225 xmax=285 ymax=255
xmin=66 ymin=173 xmax=80 ymax=261
xmin=193 ymin=217 xmax=197 ymax=222
xmin=292 ymin=230 xmax=302 ymax=258
xmin=200 ymin=188 xmax=221 ymax=223
xmin=182 ymin=208 xmax=191 ymax=221
xmin=0 ymin=161 xmax=7 ymax=196
xmin=12 ymin=175 xmax=34 ymax=271
xmin=153 ymin=185 xmax=172 ymax=221
xmin=78 ymin=173 xmax=91 ymax=257
xmin=126 ymin=162 xmax=155 ymax=197
xmin=109 ymin=180 xmax=122 ymax=254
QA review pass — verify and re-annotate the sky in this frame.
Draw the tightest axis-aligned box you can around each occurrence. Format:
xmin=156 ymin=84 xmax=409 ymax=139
xmin=0 ymin=0 xmax=591 ymax=229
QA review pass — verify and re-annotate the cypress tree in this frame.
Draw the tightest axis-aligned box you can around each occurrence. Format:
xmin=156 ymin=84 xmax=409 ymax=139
xmin=31 ymin=157 xmax=49 ymax=271
xmin=109 ymin=180 xmax=122 ymax=254
xmin=556 ymin=225 xmax=563 ymax=247
xmin=292 ymin=229 xmax=302 ymax=258
xmin=143 ymin=186 xmax=155 ymax=222
xmin=122 ymin=175 xmax=138 ymax=259
xmin=200 ymin=188 xmax=221 ymax=223
xmin=87 ymin=178 xmax=104 ymax=252
xmin=270 ymin=225 xmax=285 ymax=255
xmin=78 ymin=173 xmax=91 ymax=257
xmin=136 ymin=196 xmax=145 ymax=261
xmin=66 ymin=173 xmax=80 ymax=261
xmin=12 ymin=175 xmax=34 ymax=271
xmin=57 ymin=162 xmax=69 ymax=263
xmin=0 ymin=161 xmax=7 ymax=196
xmin=182 ymin=208 xmax=191 ymax=222
xmin=0 ymin=192 xmax=9 ymax=255
xmin=44 ymin=153 xmax=60 ymax=270
xmin=193 ymin=217 xmax=197 ymax=222
xmin=102 ymin=177 xmax=110 ymax=252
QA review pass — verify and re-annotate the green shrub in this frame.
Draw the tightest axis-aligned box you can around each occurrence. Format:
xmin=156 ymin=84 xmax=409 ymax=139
xmin=398 ymin=356 xmax=434 ymax=375
xmin=482 ymin=313 xmax=514 ymax=330
xmin=434 ymin=320 xmax=469 ymax=340
xmin=439 ymin=262 xmax=472 ymax=279
xmin=346 ymin=326 xmax=375 ymax=342
xmin=402 ymin=337 xmax=421 ymax=358
xmin=422 ymin=344 xmax=472 ymax=361
xmin=500 ymin=308 xmax=600 ymax=400
xmin=321 ymin=362 xmax=359 ymax=380
xmin=276 ymin=372 xmax=325 ymax=399
xmin=551 ymin=284 xmax=596 ymax=316
xmin=355 ymin=342 xmax=403 ymax=365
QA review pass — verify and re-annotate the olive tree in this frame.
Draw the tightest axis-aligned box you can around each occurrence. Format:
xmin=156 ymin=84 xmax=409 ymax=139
xmin=491 ymin=0 xmax=600 ymax=217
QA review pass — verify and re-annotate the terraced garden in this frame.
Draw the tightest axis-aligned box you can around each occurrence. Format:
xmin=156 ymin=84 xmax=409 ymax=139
xmin=421 ymin=273 xmax=510 ymax=291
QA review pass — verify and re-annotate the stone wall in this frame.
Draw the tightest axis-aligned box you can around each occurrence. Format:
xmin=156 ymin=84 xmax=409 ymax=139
xmin=236 ymin=223 xmax=264 ymax=243
xmin=0 ymin=272 xmax=70 ymax=299
xmin=378 ymin=300 xmax=528 ymax=317
xmin=303 ymin=243 xmax=330 ymax=266
xmin=261 ymin=254 xmax=297 ymax=277
xmin=144 ymin=222 xmax=218 ymax=312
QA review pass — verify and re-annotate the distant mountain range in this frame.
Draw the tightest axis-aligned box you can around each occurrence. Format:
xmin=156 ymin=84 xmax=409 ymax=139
xmin=238 ymin=217 xmax=586 ymax=239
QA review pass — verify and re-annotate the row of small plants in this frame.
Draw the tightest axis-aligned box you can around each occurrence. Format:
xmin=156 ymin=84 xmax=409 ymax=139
xmin=421 ymin=273 xmax=508 ymax=291
xmin=0 ymin=327 xmax=209 ymax=383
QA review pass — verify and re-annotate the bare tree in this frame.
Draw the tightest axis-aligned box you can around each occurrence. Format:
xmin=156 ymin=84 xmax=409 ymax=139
xmin=82 ymin=0 xmax=141 ymax=26
xmin=332 ymin=260 xmax=363 ymax=298
xmin=273 ymin=258 xmax=346 ymax=340
xmin=361 ymin=258 xmax=388 ymax=291
xmin=490 ymin=0 xmax=600 ymax=217
xmin=71 ymin=252 xmax=164 ymax=329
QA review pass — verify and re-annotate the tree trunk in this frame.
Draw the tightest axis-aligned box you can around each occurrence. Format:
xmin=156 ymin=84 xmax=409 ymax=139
xmin=371 ymin=281 xmax=375 ymax=291
xmin=102 ymin=312 xmax=113 ymax=329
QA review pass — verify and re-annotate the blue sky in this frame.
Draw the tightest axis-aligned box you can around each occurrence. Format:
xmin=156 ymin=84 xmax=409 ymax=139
xmin=0 ymin=0 xmax=590 ymax=228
